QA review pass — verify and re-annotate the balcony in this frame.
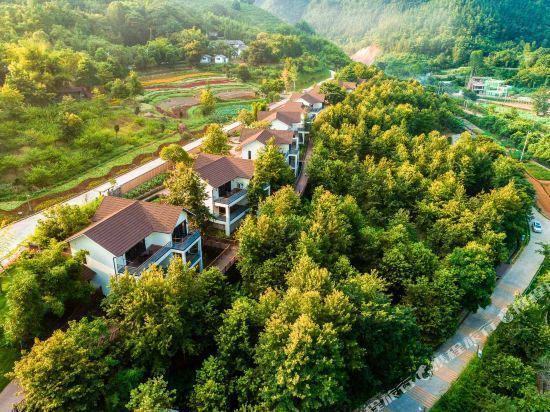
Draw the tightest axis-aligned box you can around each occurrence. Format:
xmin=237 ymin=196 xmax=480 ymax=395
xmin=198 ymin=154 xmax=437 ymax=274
xmin=214 ymin=188 xmax=247 ymax=206
xmin=288 ymin=148 xmax=300 ymax=157
xmin=117 ymin=231 xmax=201 ymax=276
xmin=213 ymin=205 xmax=249 ymax=224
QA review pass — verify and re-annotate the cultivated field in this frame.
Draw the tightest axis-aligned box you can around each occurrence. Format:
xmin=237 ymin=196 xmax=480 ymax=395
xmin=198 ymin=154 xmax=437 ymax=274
xmin=138 ymin=69 xmax=259 ymax=130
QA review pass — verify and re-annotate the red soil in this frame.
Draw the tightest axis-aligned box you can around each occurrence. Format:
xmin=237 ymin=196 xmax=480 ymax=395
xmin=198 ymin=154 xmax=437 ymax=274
xmin=526 ymin=175 xmax=550 ymax=219
xmin=144 ymin=79 xmax=232 ymax=90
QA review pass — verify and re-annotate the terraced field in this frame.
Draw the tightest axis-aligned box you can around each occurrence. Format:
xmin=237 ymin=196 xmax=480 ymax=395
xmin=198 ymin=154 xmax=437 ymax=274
xmin=138 ymin=69 xmax=259 ymax=127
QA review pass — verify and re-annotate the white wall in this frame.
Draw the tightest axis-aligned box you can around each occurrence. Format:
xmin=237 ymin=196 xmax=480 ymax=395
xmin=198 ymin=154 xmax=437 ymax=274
xmin=241 ymin=140 xmax=264 ymax=160
xmin=202 ymin=182 xmax=215 ymax=214
xmin=270 ymin=119 xmax=291 ymax=130
xmin=241 ymin=141 xmax=290 ymax=160
xmin=69 ymin=235 xmax=116 ymax=293
xmin=145 ymin=232 xmax=171 ymax=249
xmin=231 ymin=177 xmax=251 ymax=190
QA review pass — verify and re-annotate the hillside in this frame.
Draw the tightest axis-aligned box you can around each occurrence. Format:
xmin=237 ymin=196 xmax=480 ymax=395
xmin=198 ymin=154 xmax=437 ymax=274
xmin=0 ymin=0 xmax=348 ymax=218
xmin=256 ymin=0 xmax=550 ymax=66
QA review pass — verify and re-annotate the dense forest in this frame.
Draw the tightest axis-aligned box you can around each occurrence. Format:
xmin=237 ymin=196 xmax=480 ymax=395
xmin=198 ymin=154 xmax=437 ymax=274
xmin=6 ymin=63 xmax=537 ymax=411
xmin=257 ymin=0 xmax=550 ymax=81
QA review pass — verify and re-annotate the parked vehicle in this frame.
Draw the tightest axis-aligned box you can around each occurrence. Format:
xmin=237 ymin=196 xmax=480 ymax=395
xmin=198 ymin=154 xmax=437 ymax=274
xmin=532 ymin=220 xmax=543 ymax=233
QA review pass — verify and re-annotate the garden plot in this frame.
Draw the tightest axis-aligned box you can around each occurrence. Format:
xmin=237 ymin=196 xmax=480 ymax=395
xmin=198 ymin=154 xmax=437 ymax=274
xmin=139 ymin=70 xmax=258 ymax=121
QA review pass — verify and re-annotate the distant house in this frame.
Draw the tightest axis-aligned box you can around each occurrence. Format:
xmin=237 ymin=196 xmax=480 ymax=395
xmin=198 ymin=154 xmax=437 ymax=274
xmin=225 ymin=40 xmax=247 ymax=57
xmin=339 ymin=81 xmax=357 ymax=92
xmin=214 ymin=54 xmax=229 ymax=64
xmin=193 ymin=153 xmax=270 ymax=236
xmin=200 ymin=55 xmax=212 ymax=64
xmin=257 ymin=102 xmax=309 ymax=145
xmin=290 ymin=89 xmax=326 ymax=112
xmin=59 ymin=86 xmax=92 ymax=99
xmin=67 ymin=197 xmax=203 ymax=294
xmin=467 ymin=77 xmax=511 ymax=97
xmin=239 ymin=128 xmax=299 ymax=174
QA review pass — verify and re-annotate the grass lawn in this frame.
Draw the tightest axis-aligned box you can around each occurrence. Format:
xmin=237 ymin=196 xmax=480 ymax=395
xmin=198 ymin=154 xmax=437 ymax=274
xmin=479 ymin=102 xmax=550 ymax=127
xmin=295 ymin=68 xmax=331 ymax=90
xmin=0 ymin=133 xmax=183 ymax=212
xmin=185 ymin=100 xmax=260 ymax=130
xmin=524 ymin=161 xmax=550 ymax=180
xmin=0 ymin=268 xmax=20 ymax=391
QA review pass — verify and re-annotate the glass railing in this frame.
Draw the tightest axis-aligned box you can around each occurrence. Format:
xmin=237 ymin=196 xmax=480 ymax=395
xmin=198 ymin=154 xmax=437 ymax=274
xmin=214 ymin=189 xmax=247 ymax=205
xmin=118 ymin=231 xmax=201 ymax=276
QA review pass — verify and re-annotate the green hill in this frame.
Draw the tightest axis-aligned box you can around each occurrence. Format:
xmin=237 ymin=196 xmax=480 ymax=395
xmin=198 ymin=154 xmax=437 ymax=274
xmin=256 ymin=0 xmax=550 ymax=64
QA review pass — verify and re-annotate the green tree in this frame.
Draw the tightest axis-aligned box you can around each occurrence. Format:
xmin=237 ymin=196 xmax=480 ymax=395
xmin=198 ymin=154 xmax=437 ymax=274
xmin=11 ymin=318 xmax=114 ymax=412
xmin=164 ymin=163 xmax=211 ymax=232
xmin=469 ymin=50 xmax=485 ymax=76
xmin=104 ymin=258 xmax=228 ymax=371
xmin=247 ymin=139 xmax=295 ymax=208
xmin=126 ymin=71 xmax=144 ymax=96
xmin=32 ymin=201 xmax=98 ymax=248
xmin=236 ymin=64 xmax=251 ymax=82
xmin=445 ymin=242 xmax=496 ymax=311
xmin=532 ymin=88 xmax=549 ymax=116
xmin=0 ymin=85 xmax=25 ymax=120
xmin=159 ymin=144 xmax=193 ymax=165
xmin=127 ymin=376 xmax=176 ymax=412
xmin=319 ymin=81 xmax=345 ymax=105
xmin=237 ymin=186 xmax=304 ymax=294
xmin=199 ymin=87 xmax=216 ymax=115
xmin=60 ymin=112 xmax=84 ymax=141
xmin=110 ymin=78 xmax=130 ymax=98
xmin=4 ymin=242 xmax=92 ymax=343
xmin=481 ymin=354 xmax=536 ymax=398
xmin=201 ymin=124 xmax=230 ymax=155
xmin=404 ymin=270 xmax=462 ymax=346
xmin=256 ymin=314 xmax=346 ymax=410
xmin=298 ymin=189 xmax=354 ymax=270
xmin=178 ymin=27 xmax=209 ymax=64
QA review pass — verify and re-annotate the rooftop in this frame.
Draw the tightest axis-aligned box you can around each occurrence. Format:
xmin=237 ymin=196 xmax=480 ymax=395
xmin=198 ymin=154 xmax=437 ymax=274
xmin=68 ymin=197 xmax=185 ymax=257
xmin=290 ymin=90 xmax=325 ymax=105
xmin=194 ymin=153 xmax=255 ymax=188
xmin=239 ymin=128 xmax=294 ymax=147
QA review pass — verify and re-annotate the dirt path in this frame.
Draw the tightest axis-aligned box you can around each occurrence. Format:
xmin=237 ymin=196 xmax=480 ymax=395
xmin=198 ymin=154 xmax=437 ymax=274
xmin=144 ymin=79 xmax=231 ymax=90
xmin=479 ymin=99 xmax=534 ymax=113
xmin=526 ymin=175 xmax=550 ymax=219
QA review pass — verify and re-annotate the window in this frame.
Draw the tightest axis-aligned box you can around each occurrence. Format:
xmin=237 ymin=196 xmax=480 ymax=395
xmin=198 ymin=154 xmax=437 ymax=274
xmin=248 ymin=150 xmax=252 ymax=159
xmin=172 ymin=221 xmax=188 ymax=242
xmin=125 ymin=239 xmax=146 ymax=264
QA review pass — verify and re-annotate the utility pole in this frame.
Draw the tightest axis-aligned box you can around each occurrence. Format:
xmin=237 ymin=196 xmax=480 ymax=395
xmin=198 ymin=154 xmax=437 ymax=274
xmin=520 ymin=132 xmax=531 ymax=162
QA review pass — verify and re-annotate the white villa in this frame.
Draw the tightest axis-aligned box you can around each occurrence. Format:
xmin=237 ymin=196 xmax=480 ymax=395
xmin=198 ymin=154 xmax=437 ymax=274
xmin=239 ymin=128 xmax=299 ymax=174
xmin=258 ymin=101 xmax=309 ymax=145
xmin=225 ymin=40 xmax=247 ymax=56
xmin=193 ymin=153 xmax=270 ymax=236
xmin=290 ymin=89 xmax=325 ymax=112
xmin=467 ymin=77 xmax=512 ymax=97
xmin=214 ymin=54 xmax=229 ymax=64
xmin=67 ymin=197 xmax=203 ymax=294
xmin=200 ymin=54 xmax=212 ymax=64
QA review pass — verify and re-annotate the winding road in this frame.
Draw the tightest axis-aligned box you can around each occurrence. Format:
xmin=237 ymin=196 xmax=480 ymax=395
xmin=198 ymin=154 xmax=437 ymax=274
xmin=381 ymin=209 xmax=550 ymax=411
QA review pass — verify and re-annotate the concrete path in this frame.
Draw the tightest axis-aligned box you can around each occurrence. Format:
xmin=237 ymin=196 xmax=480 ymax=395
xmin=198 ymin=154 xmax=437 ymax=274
xmin=0 ymin=382 xmax=22 ymax=412
xmin=382 ymin=209 xmax=550 ymax=411
xmin=295 ymin=138 xmax=314 ymax=196
xmin=0 ymin=123 xmax=242 ymax=267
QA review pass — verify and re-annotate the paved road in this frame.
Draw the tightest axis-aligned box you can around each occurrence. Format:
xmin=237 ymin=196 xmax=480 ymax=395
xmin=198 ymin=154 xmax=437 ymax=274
xmin=0 ymin=382 xmax=22 ymax=412
xmin=0 ymin=123 xmax=241 ymax=267
xmin=383 ymin=208 xmax=550 ymax=411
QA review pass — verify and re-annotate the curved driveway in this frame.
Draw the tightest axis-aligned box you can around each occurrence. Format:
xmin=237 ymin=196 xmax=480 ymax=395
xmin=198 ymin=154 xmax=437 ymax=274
xmin=382 ymin=208 xmax=550 ymax=411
